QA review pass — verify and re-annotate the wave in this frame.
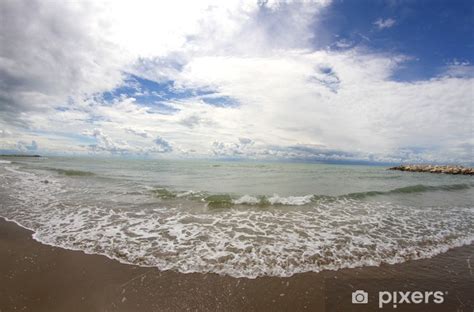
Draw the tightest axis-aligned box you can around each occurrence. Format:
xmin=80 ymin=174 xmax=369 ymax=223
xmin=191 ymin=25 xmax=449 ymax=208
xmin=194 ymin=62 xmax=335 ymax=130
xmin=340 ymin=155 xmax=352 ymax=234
xmin=150 ymin=183 xmax=473 ymax=208
xmin=151 ymin=188 xmax=203 ymax=200
xmin=343 ymin=183 xmax=472 ymax=200
xmin=150 ymin=189 xmax=315 ymax=208
xmin=0 ymin=160 xmax=12 ymax=164
xmin=45 ymin=167 xmax=95 ymax=176
xmin=206 ymin=194 xmax=234 ymax=209
xmin=2 ymin=164 xmax=473 ymax=279
xmin=233 ymin=194 xmax=314 ymax=206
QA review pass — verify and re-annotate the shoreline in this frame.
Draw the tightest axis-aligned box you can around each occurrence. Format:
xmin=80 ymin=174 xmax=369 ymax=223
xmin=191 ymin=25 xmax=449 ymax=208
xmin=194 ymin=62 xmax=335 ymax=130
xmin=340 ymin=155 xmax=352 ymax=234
xmin=1 ymin=217 xmax=473 ymax=311
xmin=6 ymin=215 xmax=472 ymax=280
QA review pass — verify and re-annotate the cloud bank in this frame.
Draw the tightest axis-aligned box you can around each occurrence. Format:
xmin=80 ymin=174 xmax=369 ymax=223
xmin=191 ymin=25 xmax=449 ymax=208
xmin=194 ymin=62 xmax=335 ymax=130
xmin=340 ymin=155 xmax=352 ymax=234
xmin=0 ymin=0 xmax=472 ymax=164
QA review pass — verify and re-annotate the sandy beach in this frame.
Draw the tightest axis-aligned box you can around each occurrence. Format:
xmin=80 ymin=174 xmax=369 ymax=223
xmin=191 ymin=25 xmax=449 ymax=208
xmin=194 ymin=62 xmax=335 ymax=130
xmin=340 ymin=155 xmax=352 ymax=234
xmin=0 ymin=217 xmax=472 ymax=312
xmin=2 ymin=0 xmax=473 ymax=310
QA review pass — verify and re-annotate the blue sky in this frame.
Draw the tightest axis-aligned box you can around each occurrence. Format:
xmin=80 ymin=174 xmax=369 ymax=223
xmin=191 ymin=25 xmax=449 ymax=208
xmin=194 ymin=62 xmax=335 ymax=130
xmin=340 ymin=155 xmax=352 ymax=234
xmin=104 ymin=0 xmax=473 ymax=99
xmin=0 ymin=0 xmax=472 ymax=164
xmin=102 ymin=75 xmax=239 ymax=110
xmin=318 ymin=0 xmax=473 ymax=81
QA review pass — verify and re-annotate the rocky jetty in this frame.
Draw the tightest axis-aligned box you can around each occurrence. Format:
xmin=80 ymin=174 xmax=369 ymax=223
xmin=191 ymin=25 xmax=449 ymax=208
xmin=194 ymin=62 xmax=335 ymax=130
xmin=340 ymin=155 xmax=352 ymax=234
xmin=389 ymin=164 xmax=474 ymax=175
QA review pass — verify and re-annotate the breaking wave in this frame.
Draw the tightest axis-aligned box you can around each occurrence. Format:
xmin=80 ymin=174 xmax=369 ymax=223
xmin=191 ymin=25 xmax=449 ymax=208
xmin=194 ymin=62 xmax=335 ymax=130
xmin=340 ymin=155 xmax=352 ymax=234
xmin=149 ymin=183 xmax=473 ymax=208
xmin=45 ymin=167 xmax=95 ymax=176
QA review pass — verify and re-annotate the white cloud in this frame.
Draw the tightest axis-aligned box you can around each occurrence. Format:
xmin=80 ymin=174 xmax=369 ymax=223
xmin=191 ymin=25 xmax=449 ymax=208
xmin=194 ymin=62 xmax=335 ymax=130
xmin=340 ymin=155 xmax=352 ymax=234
xmin=153 ymin=136 xmax=173 ymax=153
xmin=82 ymin=129 xmax=132 ymax=154
xmin=0 ymin=0 xmax=128 ymax=118
xmin=17 ymin=140 xmax=38 ymax=152
xmin=124 ymin=127 xmax=151 ymax=138
xmin=0 ymin=129 xmax=12 ymax=137
xmin=0 ymin=1 xmax=472 ymax=164
xmin=374 ymin=18 xmax=396 ymax=29
xmin=334 ymin=39 xmax=353 ymax=49
xmin=442 ymin=64 xmax=474 ymax=79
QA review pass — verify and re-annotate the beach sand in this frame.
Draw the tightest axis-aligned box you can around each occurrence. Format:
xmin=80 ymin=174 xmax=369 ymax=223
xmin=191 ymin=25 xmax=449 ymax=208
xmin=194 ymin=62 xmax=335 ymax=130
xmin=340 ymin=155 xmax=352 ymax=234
xmin=0 ymin=217 xmax=472 ymax=312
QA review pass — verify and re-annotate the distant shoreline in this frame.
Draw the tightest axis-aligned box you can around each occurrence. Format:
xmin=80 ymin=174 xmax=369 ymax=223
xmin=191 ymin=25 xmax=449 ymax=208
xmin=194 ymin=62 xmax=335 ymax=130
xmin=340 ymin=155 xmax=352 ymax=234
xmin=2 ymin=155 xmax=473 ymax=170
xmin=0 ymin=154 xmax=41 ymax=157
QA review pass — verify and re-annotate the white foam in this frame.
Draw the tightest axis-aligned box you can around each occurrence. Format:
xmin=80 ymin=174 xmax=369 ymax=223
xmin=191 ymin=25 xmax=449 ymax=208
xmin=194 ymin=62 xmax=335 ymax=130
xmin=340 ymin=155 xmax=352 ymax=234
xmin=1 ymin=165 xmax=473 ymax=279
xmin=233 ymin=195 xmax=260 ymax=205
xmin=176 ymin=190 xmax=198 ymax=198
xmin=268 ymin=194 xmax=314 ymax=205
xmin=0 ymin=160 xmax=11 ymax=164
xmin=233 ymin=194 xmax=314 ymax=206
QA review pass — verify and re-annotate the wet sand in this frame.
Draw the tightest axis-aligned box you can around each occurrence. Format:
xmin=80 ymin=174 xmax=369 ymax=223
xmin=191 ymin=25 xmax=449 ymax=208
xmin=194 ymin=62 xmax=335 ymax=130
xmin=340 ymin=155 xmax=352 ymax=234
xmin=0 ymin=217 xmax=472 ymax=312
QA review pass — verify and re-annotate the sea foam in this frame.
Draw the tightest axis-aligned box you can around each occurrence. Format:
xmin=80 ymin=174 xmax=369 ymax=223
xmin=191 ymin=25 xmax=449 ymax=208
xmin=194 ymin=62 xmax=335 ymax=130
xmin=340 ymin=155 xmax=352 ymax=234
xmin=1 ymin=165 xmax=473 ymax=279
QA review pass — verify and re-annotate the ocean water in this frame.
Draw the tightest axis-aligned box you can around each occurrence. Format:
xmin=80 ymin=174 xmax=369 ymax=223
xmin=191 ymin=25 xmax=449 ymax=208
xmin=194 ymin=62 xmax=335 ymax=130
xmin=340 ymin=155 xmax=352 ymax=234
xmin=0 ymin=157 xmax=473 ymax=278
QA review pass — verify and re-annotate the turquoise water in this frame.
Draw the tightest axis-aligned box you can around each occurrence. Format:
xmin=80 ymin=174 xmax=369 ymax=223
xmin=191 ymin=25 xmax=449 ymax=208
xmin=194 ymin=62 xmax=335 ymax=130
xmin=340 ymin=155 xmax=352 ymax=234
xmin=0 ymin=157 xmax=473 ymax=277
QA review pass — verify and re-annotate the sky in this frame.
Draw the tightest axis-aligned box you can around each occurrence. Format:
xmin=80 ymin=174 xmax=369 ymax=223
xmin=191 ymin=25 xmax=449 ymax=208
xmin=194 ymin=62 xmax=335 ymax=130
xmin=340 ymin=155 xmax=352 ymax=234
xmin=0 ymin=0 xmax=473 ymax=164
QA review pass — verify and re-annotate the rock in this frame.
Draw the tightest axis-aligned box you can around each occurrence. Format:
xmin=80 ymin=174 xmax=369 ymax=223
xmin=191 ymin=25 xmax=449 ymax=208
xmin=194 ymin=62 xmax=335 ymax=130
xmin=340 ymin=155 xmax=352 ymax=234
xmin=388 ymin=164 xmax=473 ymax=175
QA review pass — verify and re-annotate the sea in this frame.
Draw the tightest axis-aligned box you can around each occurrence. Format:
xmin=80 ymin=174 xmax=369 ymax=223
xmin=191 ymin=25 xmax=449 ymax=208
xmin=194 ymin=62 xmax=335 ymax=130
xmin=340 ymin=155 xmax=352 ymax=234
xmin=0 ymin=156 xmax=472 ymax=278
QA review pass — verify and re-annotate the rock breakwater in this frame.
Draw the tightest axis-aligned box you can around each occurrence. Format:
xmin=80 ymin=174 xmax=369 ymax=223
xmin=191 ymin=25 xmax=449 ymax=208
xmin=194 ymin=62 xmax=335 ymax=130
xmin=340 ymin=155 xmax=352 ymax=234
xmin=389 ymin=165 xmax=473 ymax=175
